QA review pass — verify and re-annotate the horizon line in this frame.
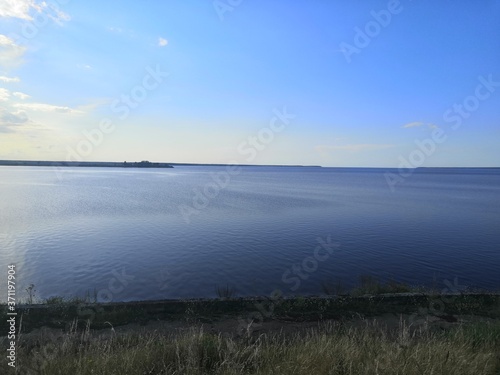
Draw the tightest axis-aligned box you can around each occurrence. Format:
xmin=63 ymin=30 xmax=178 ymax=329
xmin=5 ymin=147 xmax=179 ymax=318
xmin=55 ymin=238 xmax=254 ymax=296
xmin=0 ymin=159 xmax=499 ymax=169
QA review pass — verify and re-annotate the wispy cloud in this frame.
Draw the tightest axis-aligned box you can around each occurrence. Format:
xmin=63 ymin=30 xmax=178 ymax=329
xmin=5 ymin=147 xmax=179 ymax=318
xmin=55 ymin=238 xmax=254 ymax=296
xmin=0 ymin=0 xmax=70 ymax=23
xmin=13 ymin=102 xmax=83 ymax=114
xmin=107 ymin=26 xmax=123 ymax=33
xmin=0 ymin=88 xmax=11 ymax=101
xmin=0 ymin=0 xmax=40 ymax=20
xmin=0 ymin=34 xmax=26 ymax=67
xmin=0 ymin=108 xmax=30 ymax=133
xmin=1 ymin=98 xmax=82 ymax=134
xmin=403 ymin=121 xmax=424 ymax=128
xmin=74 ymin=98 xmax=113 ymax=113
xmin=107 ymin=26 xmax=137 ymax=39
xmin=77 ymin=63 xmax=92 ymax=70
xmin=13 ymin=91 xmax=30 ymax=100
xmin=0 ymin=75 xmax=20 ymax=83
xmin=0 ymin=108 xmax=28 ymax=125
xmin=158 ymin=37 xmax=168 ymax=47
xmin=402 ymin=121 xmax=438 ymax=130
xmin=0 ymin=70 xmax=84 ymax=136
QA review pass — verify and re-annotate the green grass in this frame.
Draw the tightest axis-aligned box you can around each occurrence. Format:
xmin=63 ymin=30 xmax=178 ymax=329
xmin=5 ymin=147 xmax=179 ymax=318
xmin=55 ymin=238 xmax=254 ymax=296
xmin=4 ymin=320 xmax=500 ymax=374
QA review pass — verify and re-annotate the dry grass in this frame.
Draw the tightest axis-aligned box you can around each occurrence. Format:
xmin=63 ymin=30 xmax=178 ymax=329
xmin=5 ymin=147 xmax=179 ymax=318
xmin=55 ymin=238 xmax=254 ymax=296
xmin=4 ymin=319 xmax=500 ymax=374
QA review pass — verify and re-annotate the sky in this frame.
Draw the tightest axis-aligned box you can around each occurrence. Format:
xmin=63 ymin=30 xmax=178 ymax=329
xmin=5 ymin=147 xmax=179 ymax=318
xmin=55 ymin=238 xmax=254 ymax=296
xmin=0 ymin=0 xmax=499 ymax=167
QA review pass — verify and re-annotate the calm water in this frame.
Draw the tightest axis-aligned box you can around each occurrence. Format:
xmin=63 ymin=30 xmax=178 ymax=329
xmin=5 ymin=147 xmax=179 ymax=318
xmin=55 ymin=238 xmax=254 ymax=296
xmin=0 ymin=166 xmax=499 ymax=302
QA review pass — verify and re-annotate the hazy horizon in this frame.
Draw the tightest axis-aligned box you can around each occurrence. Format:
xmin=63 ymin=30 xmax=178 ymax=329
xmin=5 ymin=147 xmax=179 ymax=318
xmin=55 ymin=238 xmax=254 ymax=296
xmin=0 ymin=159 xmax=500 ymax=169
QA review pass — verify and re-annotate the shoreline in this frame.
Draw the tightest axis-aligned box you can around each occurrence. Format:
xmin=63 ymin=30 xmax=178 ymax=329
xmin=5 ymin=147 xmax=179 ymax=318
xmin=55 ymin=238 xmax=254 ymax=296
xmin=0 ymin=160 xmax=323 ymax=168
xmin=3 ymin=293 xmax=499 ymax=334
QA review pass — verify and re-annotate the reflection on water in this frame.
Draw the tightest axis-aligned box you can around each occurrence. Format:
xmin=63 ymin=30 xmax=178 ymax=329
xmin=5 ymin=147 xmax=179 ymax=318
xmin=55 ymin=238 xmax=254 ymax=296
xmin=0 ymin=166 xmax=499 ymax=302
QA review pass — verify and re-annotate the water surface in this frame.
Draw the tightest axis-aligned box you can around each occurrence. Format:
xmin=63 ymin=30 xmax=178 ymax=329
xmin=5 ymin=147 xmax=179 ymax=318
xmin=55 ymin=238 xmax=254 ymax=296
xmin=0 ymin=166 xmax=499 ymax=302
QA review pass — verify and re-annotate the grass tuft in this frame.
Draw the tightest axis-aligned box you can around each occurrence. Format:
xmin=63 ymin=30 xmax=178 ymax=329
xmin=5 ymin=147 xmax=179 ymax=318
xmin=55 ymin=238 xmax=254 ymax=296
xmin=216 ymin=284 xmax=236 ymax=299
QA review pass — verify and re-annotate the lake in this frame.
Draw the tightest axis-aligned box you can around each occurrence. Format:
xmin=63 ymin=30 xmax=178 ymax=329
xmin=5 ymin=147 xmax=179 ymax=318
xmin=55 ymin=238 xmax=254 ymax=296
xmin=0 ymin=166 xmax=499 ymax=302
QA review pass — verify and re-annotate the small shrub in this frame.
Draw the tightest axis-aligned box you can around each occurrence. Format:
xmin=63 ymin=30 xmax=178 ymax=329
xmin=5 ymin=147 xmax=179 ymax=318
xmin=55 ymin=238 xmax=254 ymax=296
xmin=25 ymin=283 xmax=36 ymax=304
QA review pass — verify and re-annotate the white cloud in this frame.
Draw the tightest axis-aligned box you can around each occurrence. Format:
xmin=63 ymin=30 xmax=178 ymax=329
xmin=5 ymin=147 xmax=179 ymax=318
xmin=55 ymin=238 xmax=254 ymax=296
xmin=13 ymin=102 xmax=83 ymax=114
xmin=0 ymin=98 xmax=81 ymax=134
xmin=0 ymin=108 xmax=30 ymax=133
xmin=316 ymin=144 xmax=395 ymax=153
xmin=48 ymin=5 xmax=70 ymax=24
xmin=0 ymin=34 xmax=26 ymax=67
xmin=0 ymin=34 xmax=17 ymax=46
xmin=0 ymin=0 xmax=70 ymax=23
xmin=0 ymin=87 xmax=11 ymax=101
xmin=0 ymin=75 xmax=20 ymax=83
xmin=0 ymin=0 xmax=39 ymax=20
xmin=13 ymin=91 xmax=30 ymax=100
xmin=158 ymin=37 xmax=168 ymax=47
xmin=0 ymin=108 xmax=28 ymax=124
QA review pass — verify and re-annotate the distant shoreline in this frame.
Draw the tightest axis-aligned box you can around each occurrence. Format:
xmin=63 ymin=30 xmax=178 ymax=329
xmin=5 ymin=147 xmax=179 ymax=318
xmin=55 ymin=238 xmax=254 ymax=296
xmin=0 ymin=160 xmax=174 ymax=168
xmin=1 ymin=160 xmax=498 ymax=169
xmin=0 ymin=160 xmax=323 ymax=168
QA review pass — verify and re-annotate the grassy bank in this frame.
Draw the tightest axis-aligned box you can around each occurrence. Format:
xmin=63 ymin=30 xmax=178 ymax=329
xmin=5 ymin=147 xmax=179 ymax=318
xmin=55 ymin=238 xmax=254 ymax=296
xmin=3 ymin=319 xmax=500 ymax=374
xmin=2 ymin=282 xmax=500 ymax=374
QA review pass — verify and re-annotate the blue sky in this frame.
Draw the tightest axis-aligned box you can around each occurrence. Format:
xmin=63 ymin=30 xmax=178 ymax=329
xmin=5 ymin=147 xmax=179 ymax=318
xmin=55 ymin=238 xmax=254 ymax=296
xmin=0 ymin=0 xmax=499 ymax=167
